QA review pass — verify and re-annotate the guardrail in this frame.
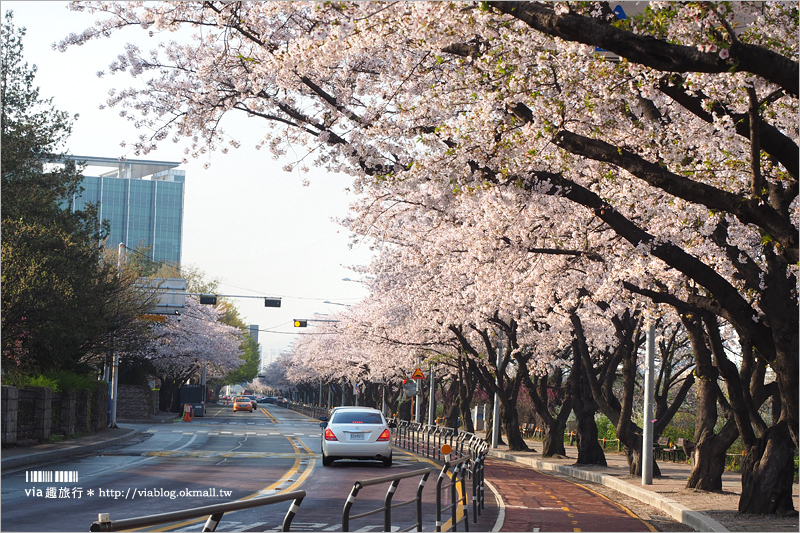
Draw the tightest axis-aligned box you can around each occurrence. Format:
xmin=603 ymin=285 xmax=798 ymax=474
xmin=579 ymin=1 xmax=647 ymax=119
xmin=391 ymin=420 xmax=488 ymax=525
xmin=342 ymin=467 xmax=431 ymax=532
xmin=436 ymin=455 xmax=471 ymax=532
xmin=284 ymin=401 xmax=330 ymax=420
xmin=89 ymin=490 xmax=306 ymax=532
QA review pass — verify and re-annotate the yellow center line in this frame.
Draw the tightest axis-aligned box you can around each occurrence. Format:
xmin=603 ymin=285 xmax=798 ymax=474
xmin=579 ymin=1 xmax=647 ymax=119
xmin=139 ymin=434 xmax=308 ymax=531
xmin=259 ymin=406 xmax=280 ymax=424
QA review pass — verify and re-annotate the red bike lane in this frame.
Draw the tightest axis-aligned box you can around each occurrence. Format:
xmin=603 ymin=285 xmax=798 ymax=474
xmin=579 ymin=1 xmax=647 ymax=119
xmin=485 ymin=458 xmax=656 ymax=532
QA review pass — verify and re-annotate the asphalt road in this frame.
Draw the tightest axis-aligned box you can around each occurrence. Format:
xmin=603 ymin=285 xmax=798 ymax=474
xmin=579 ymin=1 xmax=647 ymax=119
xmin=1 ymin=403 xmax=477 ymax=532
xmin=1 ymin=403 xmax=659 ymax=532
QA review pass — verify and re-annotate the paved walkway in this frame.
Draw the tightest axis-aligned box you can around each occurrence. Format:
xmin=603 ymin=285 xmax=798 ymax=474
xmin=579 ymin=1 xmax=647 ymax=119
xmin=488 ymin=438 xmax=799 ymax=532
xmin=2 ymin=417 xmax=798 ymax=532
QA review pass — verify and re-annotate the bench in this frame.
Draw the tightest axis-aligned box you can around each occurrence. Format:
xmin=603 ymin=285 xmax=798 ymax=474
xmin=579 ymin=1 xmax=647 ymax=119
xmin=656 ymin=437 xmax=678 ymax=461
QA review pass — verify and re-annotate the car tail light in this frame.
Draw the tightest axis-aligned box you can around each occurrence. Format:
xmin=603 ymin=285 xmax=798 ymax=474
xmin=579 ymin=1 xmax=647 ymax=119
xmin=377 ymin=429 xmax=391 ymax=442
xmin=324 ymin=428 xmax=338 ymax=441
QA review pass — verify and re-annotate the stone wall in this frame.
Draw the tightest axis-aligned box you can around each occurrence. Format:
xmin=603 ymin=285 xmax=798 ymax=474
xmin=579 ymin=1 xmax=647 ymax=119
xmin=1 ymin=384 xmax=109 ymax=446
xmin=117 ymin=384 xmax=157 ymax=419
xmin=1 ymin=386 xmax=19 ymax=445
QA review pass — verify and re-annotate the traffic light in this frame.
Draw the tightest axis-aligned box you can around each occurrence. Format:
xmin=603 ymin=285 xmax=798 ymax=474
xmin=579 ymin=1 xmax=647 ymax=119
xmin=199 ymin=295 xmax=217 ymax=305
xmin=264 ymin=298 xmax=281 ymax=308
xmin=293 ymin=319 xmax=307 ymax=328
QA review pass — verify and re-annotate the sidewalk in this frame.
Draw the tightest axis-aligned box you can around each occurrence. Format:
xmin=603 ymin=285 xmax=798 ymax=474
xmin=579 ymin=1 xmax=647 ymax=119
xmin=0 ymin=411 xmax=179 ymax=470
xmin=487 ymin=438 xmax=799 ymax=532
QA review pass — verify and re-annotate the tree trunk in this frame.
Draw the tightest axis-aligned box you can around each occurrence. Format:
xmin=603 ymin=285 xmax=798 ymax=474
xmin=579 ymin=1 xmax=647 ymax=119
xmin=457 ymin=357 xmax=476 ymax=433
xmin=541 ymin=418 xmax=567 ymax=458
xmin=571 ymin=338 xmax=607 ymax=465
xmin=575 ymin=411 xmax=607 ymax=465
xmin=397 ymin=398 xmax=412 ymax=421
xmin=739 ymin=421 xmax=797 ymax=515
xmin=621 ymin=432 xmax=662 ymax=477
xmin=686 ymin=435 xmax=728 ymax=491
xmin=159 ymin=380 xmax=180 ymax=412
xmin=501 ymin=401 xmax=529 ymax=451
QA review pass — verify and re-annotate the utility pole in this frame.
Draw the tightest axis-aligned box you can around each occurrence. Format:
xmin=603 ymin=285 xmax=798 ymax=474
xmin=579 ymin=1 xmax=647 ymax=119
xmin=108 ymin=243 xmax=124 ymax=428
xmin=414 ymin=357 xmax=422 ymax=423
xmin=642 ymin=323 xmax=656 ymax=485
xmin=492 ymin=336 xmax=503 ymax=448
xmin=428 ymin=364 xmax=435 ymax=425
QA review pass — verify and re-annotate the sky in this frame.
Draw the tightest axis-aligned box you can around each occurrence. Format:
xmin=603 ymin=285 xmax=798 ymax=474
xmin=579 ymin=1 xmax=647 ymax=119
xmin=2 ymin=1 xmax=375 ymax=363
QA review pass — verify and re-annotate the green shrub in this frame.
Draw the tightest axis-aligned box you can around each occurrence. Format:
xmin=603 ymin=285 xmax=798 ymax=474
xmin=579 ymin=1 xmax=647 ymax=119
xmin=595 ymin=414 xmax=617 ymax=440
xmin=16 ymin=374 xmax=60 ymax=392
xmin=43 ymin=370 xmax=105 ymax=393
xmin=1 ymin=370 xmax=104 ymax=393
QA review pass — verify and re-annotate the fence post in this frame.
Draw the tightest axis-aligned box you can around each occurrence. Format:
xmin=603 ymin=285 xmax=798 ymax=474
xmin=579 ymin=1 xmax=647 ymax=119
xmin=92 ymin=385 xmax=108 ymax=431
xmin=30 ymin=386 xmax=52 ymax=442
xmin=1 ymin=386 xmax=18 ymax=446
xmin=61 ymin=389 xmax=77 ymax=437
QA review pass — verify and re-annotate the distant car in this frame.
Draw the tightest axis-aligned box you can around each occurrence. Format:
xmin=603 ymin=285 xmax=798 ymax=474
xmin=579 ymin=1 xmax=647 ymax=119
xmin=263 ymin=396 xmax=277 ymax=404
xmin=233 ymin=397 xmax=254 ymax=412
xmin=319 ymin=406 xmax=395 ymax=467
xmin=242 ymin=395 xmax=258 ymax=410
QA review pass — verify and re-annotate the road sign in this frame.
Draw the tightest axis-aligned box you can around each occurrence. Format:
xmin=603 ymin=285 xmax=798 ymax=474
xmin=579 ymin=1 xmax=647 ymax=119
xmin=402 ymin=380 xmax=416 ymax=397
xmin=411 ymin=368 xmax=425 ymax=380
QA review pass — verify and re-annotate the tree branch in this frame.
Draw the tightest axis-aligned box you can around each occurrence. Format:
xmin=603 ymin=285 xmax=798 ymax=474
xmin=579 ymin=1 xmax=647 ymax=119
xmin=487 ymin=1 xmax=799 ymax=95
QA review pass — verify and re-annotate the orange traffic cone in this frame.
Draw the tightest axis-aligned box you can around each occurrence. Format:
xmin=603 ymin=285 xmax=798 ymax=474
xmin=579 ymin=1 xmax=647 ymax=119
xmin=183 ymin=404 xmax=192 ymax=422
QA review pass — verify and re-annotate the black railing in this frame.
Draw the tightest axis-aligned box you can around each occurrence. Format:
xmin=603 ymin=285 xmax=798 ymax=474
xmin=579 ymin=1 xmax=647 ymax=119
xmin=342 ymin=468 xmax=431 ymax=532
xmin=436 ymin=455 xmax=471 ymax=532
xmin=392 ymin=420 xmax=488 ymax=525
xmin=90 ymin=490 xmax=306 ymax=532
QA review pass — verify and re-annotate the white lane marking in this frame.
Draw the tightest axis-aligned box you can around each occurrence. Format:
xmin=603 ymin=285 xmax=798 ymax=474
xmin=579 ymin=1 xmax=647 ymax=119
xmin=486 ymin=479 xmax=505 ymax=533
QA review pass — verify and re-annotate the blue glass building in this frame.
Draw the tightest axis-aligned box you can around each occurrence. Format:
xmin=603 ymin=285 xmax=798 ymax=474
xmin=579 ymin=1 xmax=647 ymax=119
xmin=62 ymin=156 xmax=185 ymax=266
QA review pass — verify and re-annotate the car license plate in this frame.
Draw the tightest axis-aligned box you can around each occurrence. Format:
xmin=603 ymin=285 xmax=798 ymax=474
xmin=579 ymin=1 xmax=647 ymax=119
xmin=349 ymin=433 xmax=365 ymax=441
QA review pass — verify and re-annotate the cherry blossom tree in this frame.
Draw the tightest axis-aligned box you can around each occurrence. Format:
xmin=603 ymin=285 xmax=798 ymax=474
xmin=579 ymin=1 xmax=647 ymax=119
xmin=58 ymin=1 xmax=796 ymax=513
xmin=142 ymin=296 xmax=244 ymax=411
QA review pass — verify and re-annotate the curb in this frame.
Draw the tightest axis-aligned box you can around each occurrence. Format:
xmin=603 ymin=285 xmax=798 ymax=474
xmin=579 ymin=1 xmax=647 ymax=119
xmin=488 ymin=449 xmax=729 ymax=532
xmin=1 ymin=428 xmax=142 ymax=470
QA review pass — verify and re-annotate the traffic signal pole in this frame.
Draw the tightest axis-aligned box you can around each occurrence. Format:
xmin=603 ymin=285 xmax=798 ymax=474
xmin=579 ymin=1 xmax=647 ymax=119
xmin=428 ymin=365 xmax=435 ymax=425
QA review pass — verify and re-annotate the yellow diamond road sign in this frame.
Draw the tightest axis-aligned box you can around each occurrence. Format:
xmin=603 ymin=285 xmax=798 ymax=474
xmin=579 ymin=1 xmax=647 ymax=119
xmin=411 ymin=368 xmax=425 ymax=380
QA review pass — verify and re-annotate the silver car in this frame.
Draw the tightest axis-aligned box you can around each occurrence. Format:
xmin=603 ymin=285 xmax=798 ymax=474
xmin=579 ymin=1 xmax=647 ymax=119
xmin=320 ymin=406 xmax=395 ymax=467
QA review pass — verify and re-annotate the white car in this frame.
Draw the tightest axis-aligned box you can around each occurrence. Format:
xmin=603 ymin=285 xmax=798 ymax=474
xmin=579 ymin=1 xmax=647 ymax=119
xmin=320 ymin=406 xmax=395 ymax=467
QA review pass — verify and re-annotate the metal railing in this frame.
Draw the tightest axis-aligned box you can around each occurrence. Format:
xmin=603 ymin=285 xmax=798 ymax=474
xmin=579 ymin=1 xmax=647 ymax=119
xmin=90 ymin=490 xmax=306 ymax=532
xmin=284 ymin=401 xmax=330 ymax=420
xmin=436 ymin=455 xmax=471 ymax=532
xmin=392 ymin=420 xmax=488 ymax=525
xmin=342 ymin=468 xmax=431 ymax=532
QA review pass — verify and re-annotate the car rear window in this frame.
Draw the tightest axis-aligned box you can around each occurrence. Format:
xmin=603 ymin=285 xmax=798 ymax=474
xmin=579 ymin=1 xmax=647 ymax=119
xmin=331 ymin=411 xmax=383 ymax=424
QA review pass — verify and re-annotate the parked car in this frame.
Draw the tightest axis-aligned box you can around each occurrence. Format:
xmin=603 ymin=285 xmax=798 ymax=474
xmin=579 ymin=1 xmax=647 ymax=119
xmin=232 ymin=397 xmax=254 ymax=412
xmin=319 ymin=406 xmax=395 ymax=467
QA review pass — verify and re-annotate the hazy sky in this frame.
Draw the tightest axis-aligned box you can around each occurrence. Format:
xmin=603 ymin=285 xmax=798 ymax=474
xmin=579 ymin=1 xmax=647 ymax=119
xmin=3 ymin=2 xmax=375 ymax=360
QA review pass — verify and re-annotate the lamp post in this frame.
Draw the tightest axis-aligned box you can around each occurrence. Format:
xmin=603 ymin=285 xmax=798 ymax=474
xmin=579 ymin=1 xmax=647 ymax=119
xmin=642 ymin=323 xmax=656 ymax=485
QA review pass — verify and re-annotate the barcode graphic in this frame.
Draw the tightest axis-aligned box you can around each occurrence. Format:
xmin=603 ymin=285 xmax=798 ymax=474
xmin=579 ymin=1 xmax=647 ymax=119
xmin=25 ymin=470 xmax=79 ymax=483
